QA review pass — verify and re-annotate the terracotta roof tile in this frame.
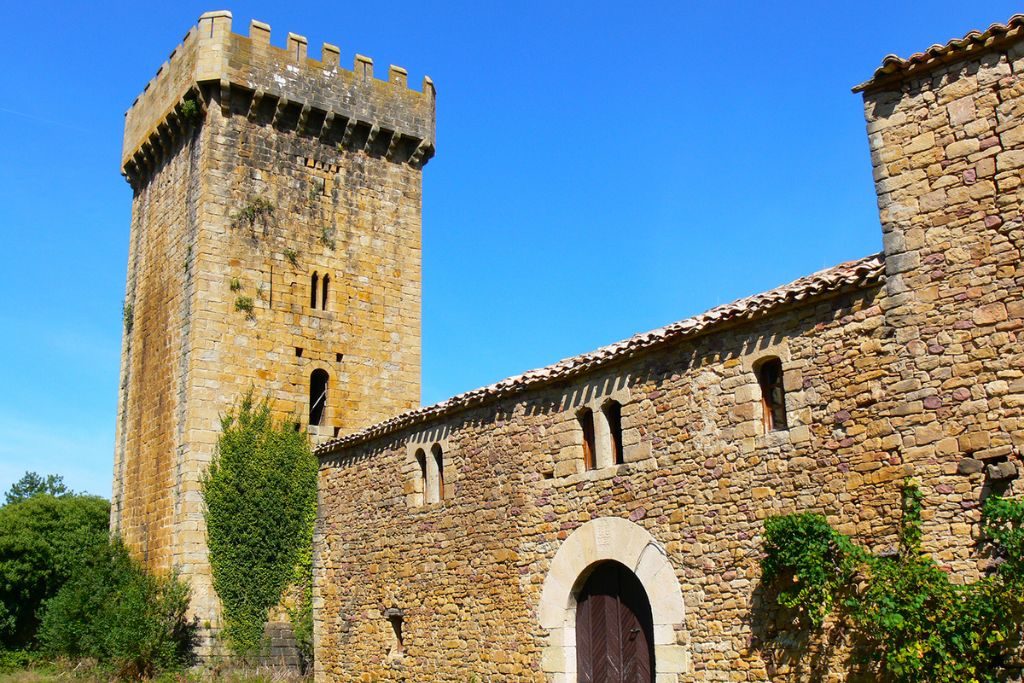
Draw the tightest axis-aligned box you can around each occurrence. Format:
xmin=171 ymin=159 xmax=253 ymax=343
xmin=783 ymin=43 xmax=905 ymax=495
xmin=316 ymin=253 xmax=885 ymax=457
xmin=854 ymin=14 xmax=1024 ymax=92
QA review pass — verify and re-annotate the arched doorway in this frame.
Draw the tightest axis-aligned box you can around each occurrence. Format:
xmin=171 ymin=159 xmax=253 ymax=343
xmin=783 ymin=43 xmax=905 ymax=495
xmin=576 ymin=561 xmax=655 ymax=682
xmin=538 ymin=517 xmax=689 ymax=679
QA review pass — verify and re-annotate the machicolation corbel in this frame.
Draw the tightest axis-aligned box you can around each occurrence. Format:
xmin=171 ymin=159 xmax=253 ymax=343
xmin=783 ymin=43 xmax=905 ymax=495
xmin=121 ymin=10 xmax=436 ymax=189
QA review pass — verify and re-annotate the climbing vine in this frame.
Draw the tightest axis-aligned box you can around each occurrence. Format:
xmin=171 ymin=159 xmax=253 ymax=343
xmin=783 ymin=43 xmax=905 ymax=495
xmin=762 ymin=480 xmax=1024 ymax=681
xmin=202 ymin=392 xmax=317 ymax=658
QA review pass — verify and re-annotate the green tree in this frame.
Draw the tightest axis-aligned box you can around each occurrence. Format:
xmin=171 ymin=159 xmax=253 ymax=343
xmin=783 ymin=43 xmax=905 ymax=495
xmin=0 ymin=492 xmax=109 ymax=648
xmin=203 ymin=392 xmax=317 ymax=657
xmin=4 ymin=472 xmax=71 ymax=505
xmin=38 ymin=539 xmax=197 ymax=677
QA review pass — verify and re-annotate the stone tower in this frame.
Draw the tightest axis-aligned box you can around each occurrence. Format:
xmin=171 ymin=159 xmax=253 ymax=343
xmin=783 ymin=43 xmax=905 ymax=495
xmin=111 ymin=10 xmax=434 ymax=654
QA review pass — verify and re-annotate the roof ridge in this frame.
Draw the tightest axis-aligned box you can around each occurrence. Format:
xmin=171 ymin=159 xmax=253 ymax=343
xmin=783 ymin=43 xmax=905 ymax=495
xmin=316 ymin=252 xmax=886 ymax=457
xmin=854 ymin=14 xmax=1024 ymax=92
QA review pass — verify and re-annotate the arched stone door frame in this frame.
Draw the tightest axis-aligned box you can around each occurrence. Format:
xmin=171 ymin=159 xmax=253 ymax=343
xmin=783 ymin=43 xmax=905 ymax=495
xmin=538 ymin=517 xmax=690 ymax=681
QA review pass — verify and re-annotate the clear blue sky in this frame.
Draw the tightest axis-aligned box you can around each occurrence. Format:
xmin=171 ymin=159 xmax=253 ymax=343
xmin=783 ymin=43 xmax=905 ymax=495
xmin=0 ymin=1 xmax=1017 ymax=497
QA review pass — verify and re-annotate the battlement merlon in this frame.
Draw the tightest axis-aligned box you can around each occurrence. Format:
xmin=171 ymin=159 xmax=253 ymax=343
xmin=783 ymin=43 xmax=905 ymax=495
xmin=122 ymin=10 xmax=436 ymax=179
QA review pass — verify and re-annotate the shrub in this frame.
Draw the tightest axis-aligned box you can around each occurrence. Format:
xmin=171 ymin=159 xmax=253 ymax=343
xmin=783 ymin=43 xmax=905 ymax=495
xmin=203 ymin=392 xmax=317 ymax=658
xmin=37 ymin=539 xmax=197 ymax=678
xmin=0 ymin=491 xmax=109 ymax=649
xmin=761 ymin=480 xmax=1024 ymax=682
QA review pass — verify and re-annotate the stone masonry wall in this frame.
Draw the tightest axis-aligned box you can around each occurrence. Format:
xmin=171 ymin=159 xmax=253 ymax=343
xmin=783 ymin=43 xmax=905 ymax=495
xmin=111 ymin=122 xmax=204 ymax=572
xmin=316 ymin=284 xmax=913 ymax=681
xmin=315 ymin=27 xmax=1024 ymax=683
xmin=863 ymin=41 xmax=1024 ymax=575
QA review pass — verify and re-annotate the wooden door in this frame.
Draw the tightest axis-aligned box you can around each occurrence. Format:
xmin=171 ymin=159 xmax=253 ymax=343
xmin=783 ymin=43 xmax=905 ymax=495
xmin=576 ymin=561 xmax=655 ymax=682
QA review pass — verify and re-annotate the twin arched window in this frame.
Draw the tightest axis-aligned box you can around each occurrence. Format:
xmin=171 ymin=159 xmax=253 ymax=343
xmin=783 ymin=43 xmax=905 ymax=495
xmin=310 ymin=271 xmax=330 ymax=310
xmin=414 ymin=443 xmax=445 ymax=505
xmin=579 ymin=400 xmax=625 ymax=471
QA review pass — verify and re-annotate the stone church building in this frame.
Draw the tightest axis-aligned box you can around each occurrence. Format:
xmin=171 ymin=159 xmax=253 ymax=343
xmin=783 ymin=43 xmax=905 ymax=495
xmin=113 ymin=9 xmax=1023 ymax=682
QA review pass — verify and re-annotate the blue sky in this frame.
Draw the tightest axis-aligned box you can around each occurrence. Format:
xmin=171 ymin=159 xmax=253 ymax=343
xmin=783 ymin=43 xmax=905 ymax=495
xmin=0 ymin=1 xmax=1018 ymax=497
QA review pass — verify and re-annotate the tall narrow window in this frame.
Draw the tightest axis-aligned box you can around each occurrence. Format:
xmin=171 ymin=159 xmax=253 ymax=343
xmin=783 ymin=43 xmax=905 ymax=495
xmin=310 ymin=272 xmax=319 ymax=309
xmin=579 ymin=408 xmax=596 ymax=470
xmin=385 ymin=608 xmax=404 ymax=657
xmin=414 ymin=449 xmax=427 ymax=503
xmin=756 ymin=358 xmax=788 ymax=432
xmin=321 ymin=273 xmax=330 ymax=310
xmin=603 ymin=400 xmax=624 ymax=465
xmin=309 ymin=369 xmax=328 ymax=426
xmin=431 ymin=443 xmax=445 ymax=501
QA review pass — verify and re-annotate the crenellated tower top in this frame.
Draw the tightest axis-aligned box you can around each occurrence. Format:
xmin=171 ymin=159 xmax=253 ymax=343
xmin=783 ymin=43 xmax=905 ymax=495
xmin=122 ymin=10 xmax=436 ymax=187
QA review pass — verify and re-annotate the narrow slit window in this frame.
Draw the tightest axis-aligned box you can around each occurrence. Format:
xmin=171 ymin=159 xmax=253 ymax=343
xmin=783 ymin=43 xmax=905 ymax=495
xmin=309 ymin=368 xmax=328 ymax=426
xmin=579 ymin=408 xmax=596 ymax=471
xmin=321 ymin=273 xmax=330 ymax=310
xmin=757 ymin=358 xmax=788 ymax=432
xmin=385 ymin=608 xmax=404 ymax=657
xmin=415 ymin=449 xmax=427 ymax=503
xmin=603 ymin=400 xmax=624 ymax=465
xmin=310 ymin=272 xmax=319 ymax=309
xmin=431 ymin=443 xmax=445 ymax=501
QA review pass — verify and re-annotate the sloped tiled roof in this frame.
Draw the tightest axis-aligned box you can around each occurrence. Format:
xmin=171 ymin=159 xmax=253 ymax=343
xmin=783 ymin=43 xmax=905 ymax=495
xmin=853 ymin=14 xmax=1024 ymax=92
xmin=316 ymin=253 xmax=886 ymax=457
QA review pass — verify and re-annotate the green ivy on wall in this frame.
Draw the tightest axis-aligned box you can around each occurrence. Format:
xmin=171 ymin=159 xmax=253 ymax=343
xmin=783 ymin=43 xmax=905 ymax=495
xmin=762 ymin=479 xmax=1024 ymax=682
xmin=202 ymin=392 xmax=317 ymax=659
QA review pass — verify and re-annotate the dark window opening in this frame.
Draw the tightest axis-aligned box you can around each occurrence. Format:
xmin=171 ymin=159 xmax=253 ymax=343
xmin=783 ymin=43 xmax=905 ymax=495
xmin=321 ymin=273 xmax=330 ymax=310
xmin=415 ymin=448 xmax=427 ymax=499
xmin=333 ymin=426 xmax=341 ymax=438
xmin=336 ymin=352 xmax=344 ymax=362
xmin=757 ymin=358 xmax=788 ymax=432
xmin=309 ymin=368 xmax=328 ymax=426
xmin=579 ymin=408 xmax=596 ymax=471
xmin=385 ymin=608 xmax=404 ymax=657
xmin=604 ymin=400 xmax=624 ymax=465
xmin=431 ymin=443 xmax=445 ymax=500
xmin=310 ymin=272 xmax=319 ymax=309
xmin=295 ymin=347 xmax=303 ymax=357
